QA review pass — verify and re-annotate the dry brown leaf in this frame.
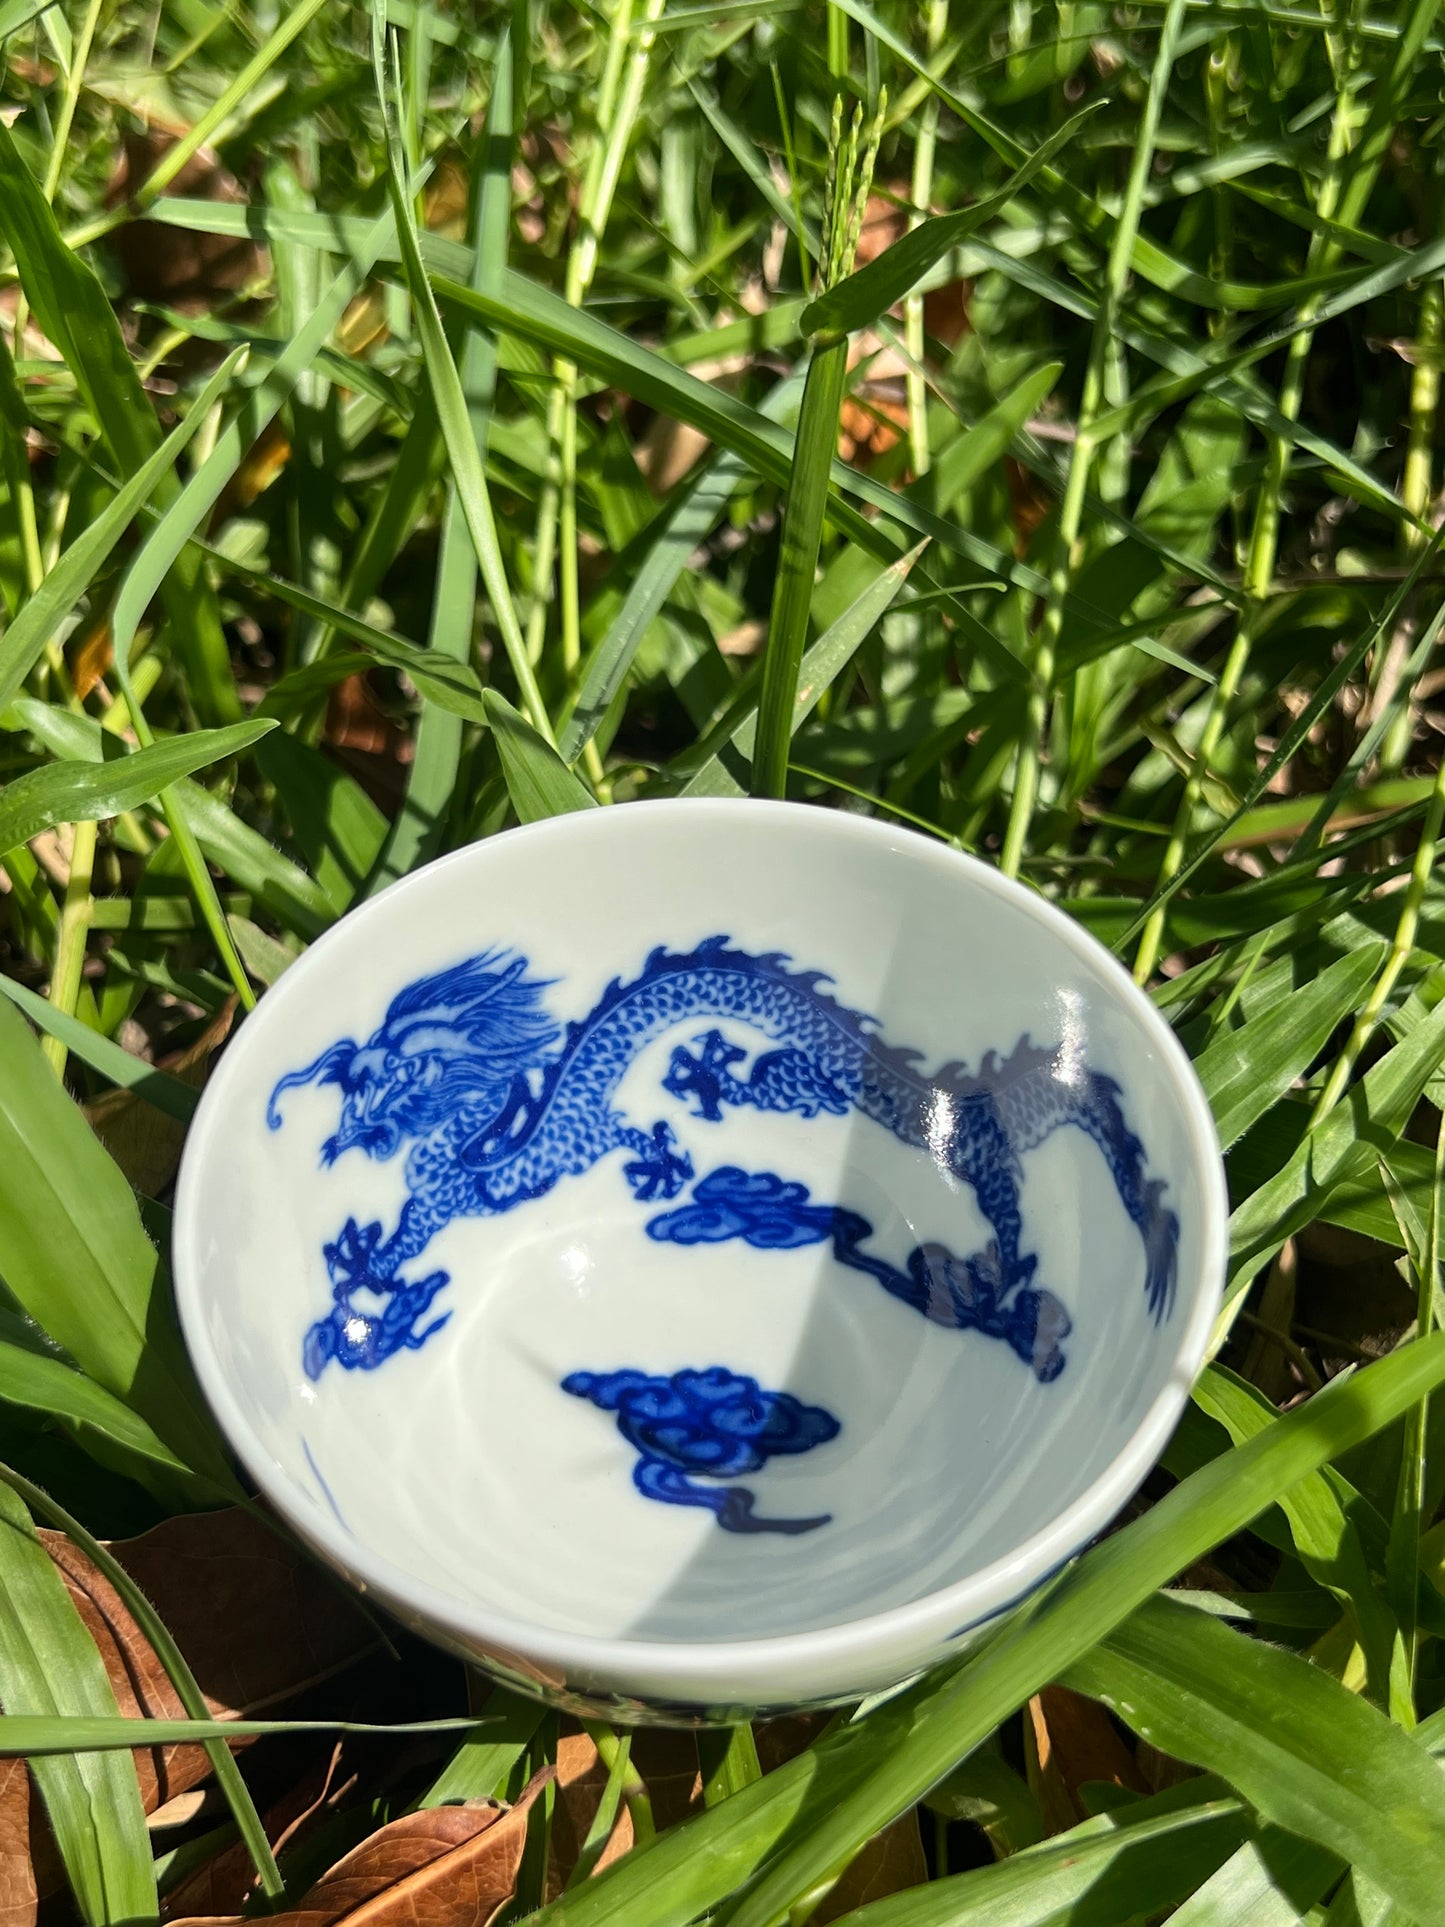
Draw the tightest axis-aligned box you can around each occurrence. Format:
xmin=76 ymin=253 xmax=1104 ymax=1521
xmin=544 ymin=1728 xmax=703 ymax=1899
xmin=634 ymin=416 xmax=712 ymax=495
xmin=809 ymin=1811 xmax=926 ymax=1925
xmin=629 ymin=1730 xmax=703 ymax=1832
xmin=338 ymin=286 xmax=390 ymax=359
xmin=321 ymin=676 xmax=413 ymax=815
xmin=1006 ymin=457 xmax=1051 ymax=553
xmin=1027 ymin=1685 xmax=1148 ymax=1833
xmin=213 ymin=419 xmax=292 ymax=523
xmin=1241 ymin=1240 xmax=1300 ymax=1404
xmin=544 ymin=1734 xmax=631 ymax=1899
xmin=70 ymin=615 xmax=114 ymax=704
xmin=0 ymin=1762 xmax=36 ymax=1927
xmin=422 ymin=157 xmax=469 ymax=239
xmin=753 ymin=1713 xmax=828 ymax=1773
xmin=171 ymin=1774 xmax=549 ymax=1927
xmin=100 ymin=1507 xmax=378 ymax=1717
xmin=164 ymin=1749 xmax=354 ymax=1919
xmin=38 ymin=1507 xmax=375 ymax=1815
xmin=87 ymin=1000 xmax=237 ymax=1198
xmin=107 ymin=135 xmax=264 ymax=311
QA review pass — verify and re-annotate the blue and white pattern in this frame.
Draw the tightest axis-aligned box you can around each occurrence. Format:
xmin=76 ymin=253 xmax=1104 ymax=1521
xmin=563 ymin=1366 xmax=840 ymax=1534
xmin=269 ymin=937 xmax=1179 ymax=1436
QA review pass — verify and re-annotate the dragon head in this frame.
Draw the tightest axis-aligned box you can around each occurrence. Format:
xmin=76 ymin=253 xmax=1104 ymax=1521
xmin=267 ymin=949 xmax=559 ymax=1163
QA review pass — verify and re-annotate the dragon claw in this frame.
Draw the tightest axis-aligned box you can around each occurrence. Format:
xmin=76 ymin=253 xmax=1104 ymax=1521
xmin=323 ymin=1217 xmax=395 ymax=1297
xmin=303 ymin=1262 xmax=453 ymax=1378
xmin=624 ymin=1120 xmax=694 ymax=1201
xmin=663 ymin=1029 xmax=746 ymax=1122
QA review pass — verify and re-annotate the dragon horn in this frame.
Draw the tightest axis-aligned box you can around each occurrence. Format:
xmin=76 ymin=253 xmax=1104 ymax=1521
xmin=470 ymin=955 xmax=528 ymax=1002
xmin=267 ymin=1041 xmax=356 ymax=1129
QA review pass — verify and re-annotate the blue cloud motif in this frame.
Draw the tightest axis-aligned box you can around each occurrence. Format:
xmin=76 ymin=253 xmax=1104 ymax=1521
xmin=647 ymin=1166 xmax=1072 ymax=1383
xmin=642 ymin=1166 xmax=838 ymax=1249
xmin=562 ymin=1365 xmax=841 ymax=1535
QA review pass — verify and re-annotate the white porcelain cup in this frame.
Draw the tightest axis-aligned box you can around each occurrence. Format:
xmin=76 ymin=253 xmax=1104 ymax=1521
xmin=173 ymin=799 xmax=1226 ymax=1722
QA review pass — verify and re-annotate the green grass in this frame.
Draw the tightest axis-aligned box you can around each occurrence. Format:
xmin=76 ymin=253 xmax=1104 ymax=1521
xmin=3 ymin=0 xmax=1445 ymax=1919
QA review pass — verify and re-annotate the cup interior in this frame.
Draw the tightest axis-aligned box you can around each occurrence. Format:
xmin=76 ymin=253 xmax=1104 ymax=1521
xmin=176 ymin=804 xmax=1220 ymax=1657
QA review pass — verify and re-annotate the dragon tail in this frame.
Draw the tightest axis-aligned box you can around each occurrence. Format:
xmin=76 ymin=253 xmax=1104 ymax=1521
xmin=983 ymin=1041 xmax=1179 ymax=1323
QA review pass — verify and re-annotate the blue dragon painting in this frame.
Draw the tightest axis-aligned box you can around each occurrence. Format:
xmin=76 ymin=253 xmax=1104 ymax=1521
xmin=270 ymin=937 xmax=1178 ymax=1529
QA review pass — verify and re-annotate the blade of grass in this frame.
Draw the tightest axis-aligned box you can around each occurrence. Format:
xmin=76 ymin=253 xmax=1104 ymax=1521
xmin=0 ymin=973 xmax=195 ymax=1119
xmin=63 ymin=0 xmax=334 ymax=251
xmin=1116 ymin=520 xmax=1445 ymax=952
xmin=820 ymin=1780 xmax=1250 ymax=1926
xmin=754 ymin=95 xmax=884 ymax=798
xmin=531 ymin=1331 xmax=1445 ymax=1927
xmin=3 ymin=1465 xmax=282 ymax=1897
xmin=566 ymin=1733 xmax=636 ymax=1889
xmin=1384 ymin=1122 xmax=1445 ymax=1716
xmin=698 ymin=1726 xmax=763 ymax=1808
xmin=370 ymin=31 xmax=514 ymax=890
xmin=420 ymin=1689 xmax=548 ymax=1807
xmin=0 ymin=349 xmax=241 ymax=714
xmin=0 ymin=720 xmax=275 ymax=857
xmin=685 ymin=542 xmax=926 ymax=797
xmin=0 ymin=994 xmax=230 ymax=1484
xmin=0 ymin=120 xmax=233 ymax=719
xmin=372 ymin=16 xmax=553 ymax=742
xmin=561 ymin=374 xmax=805 ymax=766
xmin=0 ymin=1483 xmax=155 ymax=1925
xmin=1193 ymin=1367 xmax=1396 ymax=1699
xmin=99 ymin=214 xmax=401 ymax=1006
xmin=1227 ymin=985 xmax=1445 ymax=1292
xmin=0 ymin=1713 xmax=498 ymax=1753
xmin=999 ymin=0 xmax=1187 ymax=878
xmin=0 ymin=1323 xmax=211 ymax=1496
xmin=10 ymin=699 xmax=336 ymax=941
xmin=484 ymin=689 xmax=598 ymax=821
xmin=752 ymin=335 xmax=850 ymax=796
xmin=525 ymin=0 xmax=668 ymax=689
xmin=1193 ymin=942 xmax=1386 ymax=1149
xmin=147 ymin=192 xmax=1410 ymax=524
xmin=1061 ymin=1591 xmax=1445 ymax=1921
xmin=801 ymin=101 xmax=1101 ymax=338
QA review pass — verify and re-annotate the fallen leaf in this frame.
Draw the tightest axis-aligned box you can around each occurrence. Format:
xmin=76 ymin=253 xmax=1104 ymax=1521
xmin=70 ymin=615 xmax=114 ymax=704
xmin=37 ymin=1508 xmax=375 ymax=1815
xmin=106 ymin=135 xmax=264 ymax=311
xmin=164 ymin=1748 xmax=354 ymax=1919
xmin=809 ymin=1810 xmax=926 ymax=1925
xmin=0 ymin=1762 xmax=36 ymax=1927
xmin=98 ymin=1507 xmax=378 ymax=1717
xmin=321 ymin=675 xmax=412 ymax=815
xmin=212 ymin=419 xmax=292 ymax=523
xmin=1027 ymin=1685 xmax=1148 ymax=1832
xmin=171 ymin=1772 xmax=550 ymax=1927
xmin=1006 ymin=456 xmax=1051 ymax=553
xmin=1240 ymin=1240 xmax=1300 ymax=1404
xmin=545 ymin=1729 xmax=703 ymax=1898
xmin=87 ymin=1001 xmax=237 ymax=1198
xmin=629 ymin=1730 xmax=703 ymax=1832
xmin=634 ymin=416 xmax=711 ymax=495
xmin=422 ymin=157 xmax=469 ymax=239
xmin=338 ymin=287 xmax=389 ymax=358
xmin=544 ymin=1734 xmax=631 ymax=1898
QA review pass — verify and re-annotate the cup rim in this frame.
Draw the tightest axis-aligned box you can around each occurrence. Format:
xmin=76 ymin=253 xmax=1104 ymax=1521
xmin=173 ymin=797 xmax=1227 ymax=1694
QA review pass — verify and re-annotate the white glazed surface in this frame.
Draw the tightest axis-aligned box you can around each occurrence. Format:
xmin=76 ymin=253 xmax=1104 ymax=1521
xmin=173 ymin=800 xmax=1226 ymax=1715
